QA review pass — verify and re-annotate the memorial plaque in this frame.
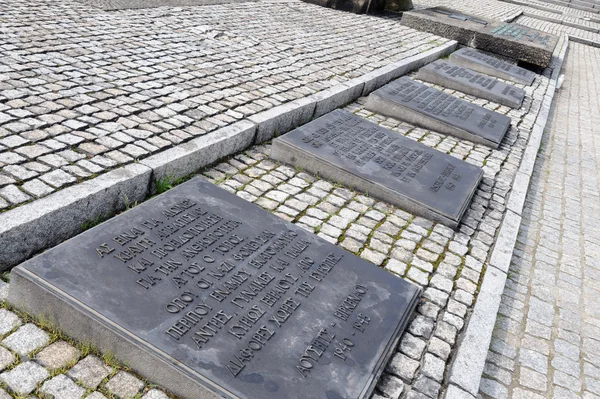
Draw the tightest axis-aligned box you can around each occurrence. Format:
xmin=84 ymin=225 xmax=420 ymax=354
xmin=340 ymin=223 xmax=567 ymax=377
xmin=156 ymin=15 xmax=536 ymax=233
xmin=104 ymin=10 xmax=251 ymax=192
xmin=9 ymin=178 xmax=421 ymax=399
xmin=416 ymin=60 xmax=526 ymax=108
xmin=449 ymin=48 xmax=536 ymax=86
xmin=271 ymin=109 xmax=483 ymax=228
xmin=401 ymin=7 xmax=559 ymax=67
xmin=365 ymin=76 xmax=511 ymax=148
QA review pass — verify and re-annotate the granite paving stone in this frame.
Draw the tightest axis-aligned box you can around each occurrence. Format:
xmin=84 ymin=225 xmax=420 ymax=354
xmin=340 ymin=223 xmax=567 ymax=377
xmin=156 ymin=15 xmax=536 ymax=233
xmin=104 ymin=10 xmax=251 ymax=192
xmin=40 ymin=374 xmax=86 ymax=399
xmin=1 ymin=323 xmax=49 ymax=356
xmin=0 ymin=361 xmax=49 ymax=395
xmin=67 ymin=355 xmax=112 ymax=389
xmin=480 ymin=42 xmax=600 ymax=399
xmin=35 ymin=341 xmax=80 ymax=370
xmin=105 ymin=371 xmax=145 ymax=399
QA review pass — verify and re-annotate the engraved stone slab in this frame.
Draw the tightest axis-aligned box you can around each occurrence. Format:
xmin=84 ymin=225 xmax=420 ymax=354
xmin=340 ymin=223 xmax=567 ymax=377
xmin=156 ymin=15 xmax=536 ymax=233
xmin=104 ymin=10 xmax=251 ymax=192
xmin=366 ymin=76 xmax=511 ymax=148
xmin=449 ymin=48 xmax=536 ymax=86
xmin=401 ymin=7 xmax=559 ymax=67
xmin=271 ymin=109 xmax=483 ymax=228
xmin=416 ymin=60 xmax=526 ymax=108
xmin=9 ymin=178 xmax=420 ymax=399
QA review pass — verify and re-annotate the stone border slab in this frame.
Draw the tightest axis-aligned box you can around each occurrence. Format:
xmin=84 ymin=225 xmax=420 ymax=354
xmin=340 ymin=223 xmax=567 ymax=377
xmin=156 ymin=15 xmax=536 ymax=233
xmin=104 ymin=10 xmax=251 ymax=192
xmin=443 ymin=32 xmax=569 ymax=398
xmin=0 ymin=40 xmax=457 ymax=271
xmin=0 ymin=164 xmax=152 ymax=269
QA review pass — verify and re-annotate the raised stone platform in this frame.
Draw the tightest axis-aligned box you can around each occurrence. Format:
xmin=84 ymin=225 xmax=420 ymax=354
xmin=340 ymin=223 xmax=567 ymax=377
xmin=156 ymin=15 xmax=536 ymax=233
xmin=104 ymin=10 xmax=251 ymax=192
xmin=8 ymin=178 xmax=420 ymax=399
xmin=449 ymin=48 xmax=536 ymax=85
xmin=401 ymin=7 xmax=560 ymax=66
xmin=271 ymin=109 xmax=483 ymax=228
xmin=365 ymin=76 xmax=512 ymax=148
xmin=416 ymin=59 xmax=526 ymax=108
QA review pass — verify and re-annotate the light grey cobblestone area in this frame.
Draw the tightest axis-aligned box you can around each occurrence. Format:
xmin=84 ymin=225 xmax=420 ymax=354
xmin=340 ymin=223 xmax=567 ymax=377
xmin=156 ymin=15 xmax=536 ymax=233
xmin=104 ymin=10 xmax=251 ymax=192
xmin=191 ymin=64 xmax=553 ymax=398
xmin=479 ymin=42 xmax=600 ymax=399
xmin=0 ymin=49 xmax=557 ymax=397
xmin=517 ymin=15 xmax=600 ymax=44
xmin=0 ymin=292 xmax=172 ymax=398
xmin=0 ymin=0 xmax=446 ymax=212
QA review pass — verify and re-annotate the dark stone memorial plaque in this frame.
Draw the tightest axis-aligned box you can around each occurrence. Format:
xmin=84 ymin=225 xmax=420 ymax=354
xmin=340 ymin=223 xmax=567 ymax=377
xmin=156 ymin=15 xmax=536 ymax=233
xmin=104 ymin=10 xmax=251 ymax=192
xmin=416 ymin=60 xmax=526 ymax=108
xmin=271 ymin=109 xmax=483 ymax=228
xmin=9 ymin=179 xmax=420 ymax=399
xmin=401 ymin=7 xmax=559 ymax=67
xmin=449 ymin=48 xmax=536 ymax=86
xmin=365 ymin=76 xmax=511 ymax=148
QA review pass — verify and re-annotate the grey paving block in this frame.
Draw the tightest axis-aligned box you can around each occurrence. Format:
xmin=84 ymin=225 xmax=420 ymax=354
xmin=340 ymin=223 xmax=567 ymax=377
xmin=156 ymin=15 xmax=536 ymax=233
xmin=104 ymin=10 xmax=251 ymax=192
xmin=0 ymin=163 xmax=152 ymax=269
xmin=67 ymin=355 xmax=112 ymax=389
xmin=105 ymin=371 xmax=145 ymax=399
xmin=0 ymin=309 xmax=22 ymax=336
xmin=0 ymin=346 xmax=15 ymax=372
xmin=1 ymin=323 xmax=49 ymax=355
xmin=35 ymin=341 xmax=81 ymax=370
xmin=40 ymin=374 xmax=86 ymax=399
xmin=0 ymin=361 xmax=49 ymax=395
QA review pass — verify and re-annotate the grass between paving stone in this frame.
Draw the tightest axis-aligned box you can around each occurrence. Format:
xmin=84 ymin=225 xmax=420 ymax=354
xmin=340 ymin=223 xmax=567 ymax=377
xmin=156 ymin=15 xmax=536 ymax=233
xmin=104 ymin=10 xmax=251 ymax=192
xmin=0 ymin=301 xmax=179 ymax=399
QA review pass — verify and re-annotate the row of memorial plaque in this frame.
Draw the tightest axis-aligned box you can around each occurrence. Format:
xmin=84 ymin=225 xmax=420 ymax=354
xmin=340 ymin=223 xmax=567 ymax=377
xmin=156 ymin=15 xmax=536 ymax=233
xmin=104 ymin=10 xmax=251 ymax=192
xmin=9 ymin=47 xmax=538 ymax=399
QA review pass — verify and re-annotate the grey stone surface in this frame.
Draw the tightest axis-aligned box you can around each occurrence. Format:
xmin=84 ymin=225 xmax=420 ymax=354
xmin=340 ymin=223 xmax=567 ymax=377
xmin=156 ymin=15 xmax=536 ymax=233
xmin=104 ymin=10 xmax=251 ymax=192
xmin=140 ymin=121 xmax=256 ymax=192
xmin=67 ymin=355 xmax=112 ymax=389
xmin=35 ymin=341 xmax=81 ymax=370
xmin=449 ymin=47 xmax=536 ymax=85
xmin=301 ymin=0 xmax=385 ymax=14
xmin=366 ymin=77 xmax=511 ymax=148
xmin=105 ymin=371 xmax=145 ymax=399
xmin=250 ymin=97 xmax=316 ymax=144
xmin=40 ymin=374 xmax=86 ymax=399
xmin=479 ymin=40 xmax=600 ymax=399
xmin=0 ymin=309 xmax=22 ymax=335
xmin=9 ymin=178 xmax=420 ymax=399
xmin=0 ymin=361 xmax=49 ymax=395
xmin=78 ymin=0 xmax=253 ymax=10
xmin=272 ymin=109 xmax=483 ymax=228
xmin=1 ymin=323 xmax=50 ymax=356
xmin=0 ymin=347 xmax=15 ymax=372
xmin=142 ymin=389 xmax=170 ymax=399
xmin=449 ymin=267 xmax=508 ymax=395
xmin=402 ymin=7 xmax=559 ymax=67
xmin=416 ymin=60 xmax=526 ymax=108
xmin=0 ymin=163 xmax=152 ymax=269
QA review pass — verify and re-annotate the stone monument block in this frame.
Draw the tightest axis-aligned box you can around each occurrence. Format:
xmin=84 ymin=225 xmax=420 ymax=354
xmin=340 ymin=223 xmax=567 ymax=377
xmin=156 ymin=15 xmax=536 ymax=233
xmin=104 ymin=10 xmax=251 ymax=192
xmin=271 ymin=109 xmax=483 ymax=228
xmin=449 ymin=48 xmax=536 ymax=86
xmin=401 ymin=7 xmax=559 ymax=67
xmin=366 ymin=76 xmax=511 ymax=148
xmin=9 ymin=178 xmax=420 ymax=399
xmin=416 ymin=60 xmax=526 ymax=108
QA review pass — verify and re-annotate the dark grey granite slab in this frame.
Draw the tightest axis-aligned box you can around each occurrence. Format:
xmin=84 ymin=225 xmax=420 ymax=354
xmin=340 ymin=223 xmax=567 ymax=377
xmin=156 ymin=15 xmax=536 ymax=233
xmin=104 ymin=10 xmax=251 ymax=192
xmin=416 ymin=60 xmax=526 ymax=108
xmin=365 ymin=76 xmax=511 ymax=148
xmin=401 ymin=7 xmax=559 ymax=67
xmin=271 ymin=109 xmax=483 ymax=228
xmin=449 ymin=48 xmax=536 ymax=86
xmin=9 ymin=178 xmax=420 ymax=399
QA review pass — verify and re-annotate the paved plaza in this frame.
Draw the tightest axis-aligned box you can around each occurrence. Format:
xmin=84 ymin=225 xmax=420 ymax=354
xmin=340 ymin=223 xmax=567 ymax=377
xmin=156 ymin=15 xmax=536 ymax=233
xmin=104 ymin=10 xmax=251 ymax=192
xmin=479 ymin=42 xmax=600 ymax=399
xmin=0 ymin=0 xmax=599 ymax=398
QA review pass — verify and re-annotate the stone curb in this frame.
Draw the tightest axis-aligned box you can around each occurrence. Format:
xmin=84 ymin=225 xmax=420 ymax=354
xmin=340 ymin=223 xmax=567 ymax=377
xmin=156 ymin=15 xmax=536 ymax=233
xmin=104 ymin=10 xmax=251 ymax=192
xmin=0 ymin=40 xmax=457 ymax=270
xmin=523 ymin=11 xmax=600 ymax=33
xmin=568 ymin=34 xmax=600 ymax=47
xmin=252 ymin=40 xmax=458 ymax=143
xmin=444 ymin=33 xmax=570 ymax=398
xmin=0 ymin=164 xmax=152 ymax=269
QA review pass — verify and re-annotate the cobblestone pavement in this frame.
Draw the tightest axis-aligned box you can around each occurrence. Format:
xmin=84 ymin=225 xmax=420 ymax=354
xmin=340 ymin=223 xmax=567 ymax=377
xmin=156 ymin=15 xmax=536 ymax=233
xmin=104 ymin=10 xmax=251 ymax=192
xmin=0 ymin=280 xmax=172 ymax=398
xmin=0 ymin=60 xmax=555 ymax=398
xmin=181 ymin=67 xmax=550 ymax=399
xmin=479 ymin=42 xmax=600 ymax=399
xmin=0 ymin=0 xmax=445 ymax=213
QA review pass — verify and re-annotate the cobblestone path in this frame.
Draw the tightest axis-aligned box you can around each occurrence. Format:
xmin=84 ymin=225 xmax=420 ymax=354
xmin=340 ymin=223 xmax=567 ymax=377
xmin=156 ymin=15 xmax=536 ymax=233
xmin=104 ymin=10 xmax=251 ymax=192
xmin=479 ymin=42 xmax=600 ymax=399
